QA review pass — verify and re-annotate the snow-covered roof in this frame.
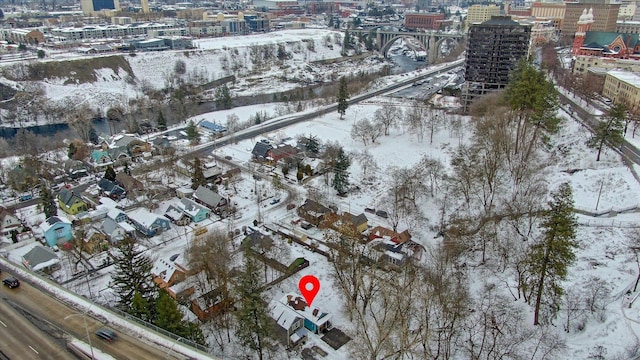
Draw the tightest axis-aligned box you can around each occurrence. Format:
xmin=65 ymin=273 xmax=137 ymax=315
xmin=39 ymin=216 xmax=71 ymax=232
xmin=151 ymin=256 xmax=181 ymax=281
xmin=127 ymin=208 xmax=165 ymax=228
xmin=270 ymin=300 xmax=303 ymax=331
xmin=278 ymin=293 xmax=331 ymax=327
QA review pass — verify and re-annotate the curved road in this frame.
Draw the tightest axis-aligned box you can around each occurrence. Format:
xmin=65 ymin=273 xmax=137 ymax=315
xmin=559 ymin=92 xmax=640 ymax=165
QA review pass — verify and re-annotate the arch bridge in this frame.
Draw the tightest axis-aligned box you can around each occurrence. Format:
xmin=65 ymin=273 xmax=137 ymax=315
xmin=349 ymin=28 xmax=464 ymax=62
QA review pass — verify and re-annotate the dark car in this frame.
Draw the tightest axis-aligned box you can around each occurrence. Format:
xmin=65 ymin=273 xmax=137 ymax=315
xmin=375 ymin=210 xmax=389 ymax=218
xmin=3 ymin=277 xmax=19 ymax=288
xmin=95 ymin=328 xmax=117 ymax=343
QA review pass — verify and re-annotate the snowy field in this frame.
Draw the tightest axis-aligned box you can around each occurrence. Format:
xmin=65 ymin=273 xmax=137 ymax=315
xmin=3 ymin=91 xmax=640 ymax=358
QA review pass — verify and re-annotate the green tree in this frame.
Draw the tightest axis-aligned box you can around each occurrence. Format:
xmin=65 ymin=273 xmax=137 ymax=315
xmin=130 ymin=291 xmax=152 ymax=322
xmin=40 ymin=182 xmax=57 ymax=218
xmin=588 ymin=103 xmax=626 ymax=161
xmin=215 ymin=84 xmax=232 ymax=110
xmin=234 ymin=252 xmax=272 ymax=360
xmin=154 ymin=289 xmax=206 ymax=345
xmin=333 ymin=147 xmax=350 ymax=195
xmin=525 ymin=183 xmax=578 ymax=325
xmin=305 ymin=134 xmax=320 ymax=155
xmin=191 ymin=157 xmax=206 ymax=190
xmin=337 ymin=77 xmax=349 ymax=120
xmin=37 ymin=49 xmax=45 ymax=59
xmin=111 ymin=236 xmax=155 ymax=310
xmin=156 ymin=110 xmax=167 ymax=131
xmin=67 ymin=142 xmax=76 ymax=158
xmin=342 ymin=30 xmax=351 ymax=55
xmin=104 ymin=165 xmax=116 ymax=181
xmin=504 ymin=59 xmax=559 ymax=159
xmin=185 ymin=120 xmax=200 ymax=145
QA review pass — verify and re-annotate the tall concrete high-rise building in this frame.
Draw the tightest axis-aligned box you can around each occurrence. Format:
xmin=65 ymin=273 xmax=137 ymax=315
xmin=141 ymin=0 xmax=149 ymax=14
xmin=81 ymin=0 xmax=120 ymax=15
xmin=562 ymin=0 xmax=620 ymax=36
xmin=462 ymin=16 xmax=531 ymax=111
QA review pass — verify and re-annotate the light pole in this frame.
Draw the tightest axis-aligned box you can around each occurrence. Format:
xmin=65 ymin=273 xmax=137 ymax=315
xmin=64 ymin=311 xmax=95 ymax=360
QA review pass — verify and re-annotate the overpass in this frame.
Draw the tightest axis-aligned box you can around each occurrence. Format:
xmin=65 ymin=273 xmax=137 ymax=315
xmin=349 ymin=28 xmax=464 ymax=62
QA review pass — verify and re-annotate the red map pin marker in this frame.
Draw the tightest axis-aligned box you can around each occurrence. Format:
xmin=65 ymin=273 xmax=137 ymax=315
xmin=298 ymin=275 xmax=320 ymax=307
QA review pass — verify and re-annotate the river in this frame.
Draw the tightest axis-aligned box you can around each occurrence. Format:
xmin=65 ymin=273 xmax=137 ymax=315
xmin=0 ymin=53 xmax=421 ymax=139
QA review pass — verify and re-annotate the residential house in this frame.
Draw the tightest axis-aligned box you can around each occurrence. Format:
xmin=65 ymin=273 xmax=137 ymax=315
xmin=103 ymin=134 xmax=152 ymax=159
xmin=58 ymin=188 xmax=88 ymax=215
xmin=325 ymin=212 xmax=368 ymax=234
xmin=176 ymin=187 xmax=195 ymax=199
xmin=188 ymin=285 xmax=229 ymax=322
xmin=39 ymin=216 xmax=73 ymax=247
xmin=89 ymin=150 xmax=113 ymax=171
xmin=297 ymin=199 xmax=333 ymax=226
xmin=127 ymin=208 xmax=171 ymax=237
xmin=165 ymin=198 xmax=211 ymax=225
xmin=270 ymin=300 xmax=307 ymax=348
xmin=63 ymin=160 xmax=88 ymax=179
xmin=251 ymin=140 xmax=273 ymax=161
xmin=193 ymin=185 xmax=228 ymax=213
xmin=266 ymin=144 xmax=298 ymax=164
xmin=368 ymin=237 xmax=425 ymax=267
xmin=278 ymin=293 xmax=332 ymax=334
xmin=83 ymin=227 xmax=108 ymax=253
xmin=368 ymin=226 xmax=412 ymax=244
xmin=97 ymin=178 xmax=126 ymax=200
xmin=21 ymin=245 xmax=60 ymax=273
xmin=151 ymin=255 xmax=189 ymax=297
xmin=101 ymin=217 xmax=135 ymax=243
xmin=0 ymin=206 xmax=21 ymax=236
xmin=200 ymin=121 xmax=227 ymax=136
xmin=115 ymin=172 xmax=144 ymax=193
xmin=107 ymin=208 xmax=129 ymax=223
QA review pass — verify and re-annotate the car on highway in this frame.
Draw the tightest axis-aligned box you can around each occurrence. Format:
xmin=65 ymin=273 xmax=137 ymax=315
xmin=95 ymin=328 xmax=118 ymax=343
xmin=3 ymin=277 xmax=20 ymax=288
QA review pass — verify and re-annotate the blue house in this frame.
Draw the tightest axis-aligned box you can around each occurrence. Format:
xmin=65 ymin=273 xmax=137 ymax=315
xmin=97 ymin=178 xmax=126 ymax=200
xmin=200 ymin=121 xmax=227 ymax=136
xmin=165 ymin=198 xmax=211 ymax=225
xmin=278 ymin=294 xmax=332 ymax=334
xmin=39 ymin=216 xmax=73 ymax=247
xmin=127 ymin=208 xmax=170 ymax=237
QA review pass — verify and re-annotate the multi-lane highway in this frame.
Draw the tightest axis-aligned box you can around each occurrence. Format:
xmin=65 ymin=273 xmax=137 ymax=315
xmin=0 ymin=271 xmax=186 ymax=360
xmin=0 ymin=298 xmax=75 ymax=360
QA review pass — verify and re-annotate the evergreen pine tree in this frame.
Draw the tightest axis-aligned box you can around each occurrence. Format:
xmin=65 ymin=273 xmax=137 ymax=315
xmin=588 ymin=103 xmax=626 ymax=161
xmin=130 ymin=291 xmax=152 ymax=322
xmin=40 ymin=183 xmax=57 ymax=218
xmin=305 ymin=135 xmax=320 ymax=155
xmin=191 ymin=157 xmax=206 ymax=190
xmin=333 ymin=147 xmax=350 ymax=195
xmin=215 ymin=85 xmax=232 ymax=110
xmin=234 ymin=252 xmax=272 ymax=360
xmin=68 ymin=142 xmax=76 ymax=158
xmin=342 ymin=30 xmax=351 ymax=55
xmin=157 ymin=110 xmax=167 ymax=131
xmin=111 ymin=236 xmax=155 ymax=310
xmin=186 ymin=121 xmax=200 ymax=145
xmin=104 ymin=166 xmax=116 ymax=181
xmin=88 ymin=127 xmax=99 ymax=145
xmin=154 ymin=289 xmax=185 ymax=334
xmin=525 ymin=183 xmax=578 ymax=325
xmin=337 ymin=77 xmax=349 ymax=119
xmin=154 ymin=289 xmax=206 ymax=345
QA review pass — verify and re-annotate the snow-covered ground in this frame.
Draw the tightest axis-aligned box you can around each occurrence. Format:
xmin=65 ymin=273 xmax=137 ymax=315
xmin=1 ymin=31 xmax=639 ymax=358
